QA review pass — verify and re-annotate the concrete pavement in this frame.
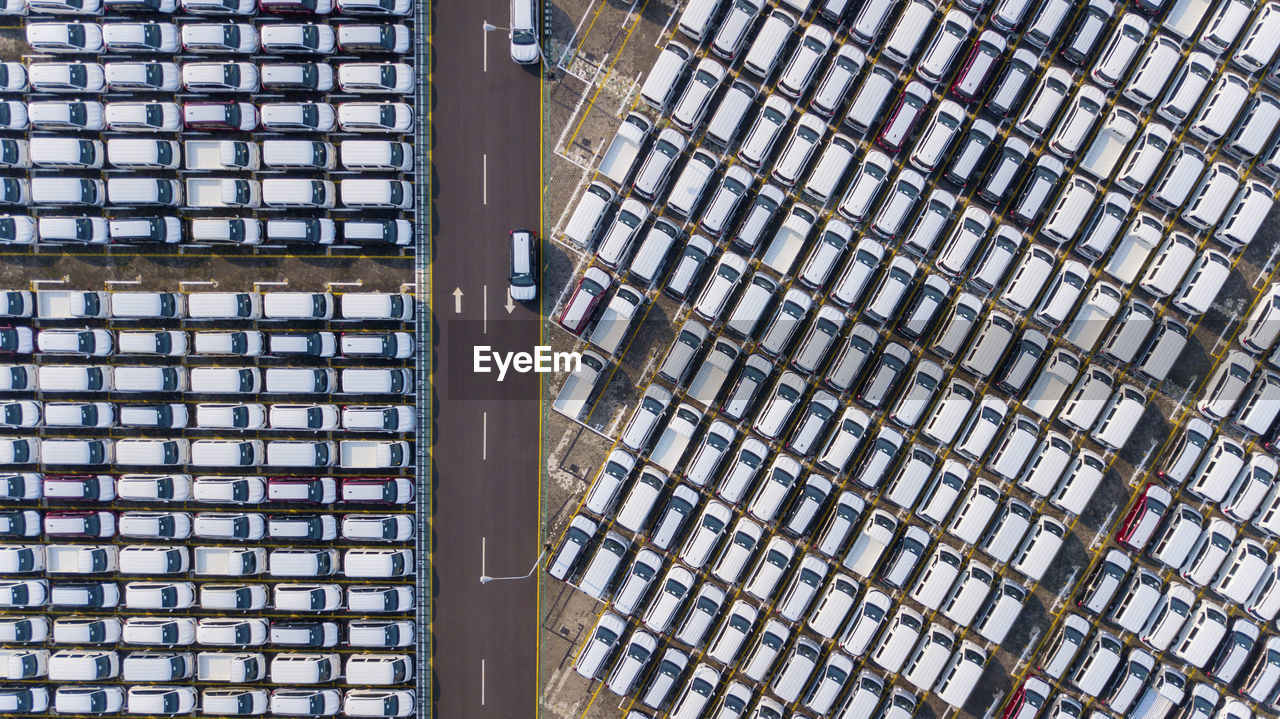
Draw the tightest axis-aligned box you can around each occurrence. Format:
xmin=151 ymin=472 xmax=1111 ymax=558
xmin=431 ymin=0 xmax=544 ymax=716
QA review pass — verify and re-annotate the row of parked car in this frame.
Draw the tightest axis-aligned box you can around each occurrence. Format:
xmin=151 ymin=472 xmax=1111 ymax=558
xmin=0 ymin=59 xmax=413 ymax=95
xmin=0 ymin=215 xmax=411 ymax=246
xmin=0 ymin=473 xmax=415 ymax=503
xmin=0 ymin=648 xmax=412 ymax=685
xmin=0 ymin=576 xmax=412 ymax=611
xmin=0 ymin=509 xmax=412 ymax=540
xmin=24 ymin=21 xmax=411 ymax=56
xmin=0 ymin=98 xmax=412 ymax=133
xmin=0 ymin=616 xmax=414 ymax=645
xmin=0 ymin=0 xmax=413 ymax=16
xmin=0 ymin=685 xmax=415 ymax=718
xmin=0 ymin=437 xmax=413 ymax=467
xmin=0 ymin=290 xmax=414 ymax=322
xmin=0 ymin=401 xmax=413 ymax=431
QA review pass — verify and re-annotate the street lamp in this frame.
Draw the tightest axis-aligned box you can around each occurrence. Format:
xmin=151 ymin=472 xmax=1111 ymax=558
xmin=479 ymin=548 xmax=547 ymax=584
xmin=481 ymin=20 xmax=555 ymax=77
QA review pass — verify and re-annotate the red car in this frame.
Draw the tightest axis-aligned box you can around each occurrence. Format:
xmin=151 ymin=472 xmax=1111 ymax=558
xmin=952 ymin=30 xmax=1007 ymax=101
xmin=558 ymin=267 xmax=612 ymax=335
xmin=1116 ymin=483 xmax=1173 ymax=550
xmin=1001 ymin=677 xmax=1050 ymax=719
xmin=876 ymin=81 xmax=931 ymax=153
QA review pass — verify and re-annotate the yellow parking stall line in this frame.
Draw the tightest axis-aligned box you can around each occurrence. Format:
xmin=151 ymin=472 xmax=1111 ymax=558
xmin=563 ymin=0 xmax=653 ymax=155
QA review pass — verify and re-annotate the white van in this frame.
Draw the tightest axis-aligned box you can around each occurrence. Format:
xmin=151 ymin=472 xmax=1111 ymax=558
xmin=346 ymin=654 xmax=412 ymax=685
xmin=109 ymin=292 xmax=184 ymax=320
xmin=270 ymin=653 xmax=341 ymax=684
xmin=641 ymin=42 xmax=693 ymax=111
xmin=742 ymin=9 xmax=797 ymax=79
xmin=562 ymin=182 xmax=615 ymax=248
xmin=269 ymin=367 xmax=338 ymax=394
xmin=341 ymin=179 xmax=412 ymax=209
xmin=676 ymin=0 xmax=720 ymax=41
xmin=187 ymin=292 xmax=262 ymax=320
xmin=975 ymin=580 xmax=1029 ymax=645
xmin=191 ymin=440 xmax=265 ymax=467
xmin=263 ymin=292 xmax=335 ymax=320
xmin=1216 ymin=181 xmax=1274 ymax=249
xmin=116 ymin=439 xmax=189 ymax=467
xmin=262 ymin=179 xmax=335 ymax=209
xmin=1173 ymin=249 xmax=1231 ymax=316
xmin=1092 ymin=385 xmax=1146 ymax=450
xmin=29 ymin=137 xmax=101 ymax=169
xmin=339 ymin=293 xmax=413 ymax=321
xmin=42 ymin=439 xmax=110 ymax=466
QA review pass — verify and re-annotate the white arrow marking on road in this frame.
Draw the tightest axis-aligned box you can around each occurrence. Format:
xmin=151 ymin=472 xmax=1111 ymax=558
xmin=505 ymin=288 xmax=516 ymax=314
xmin=452 ymin=287 xmax=463 ymax=313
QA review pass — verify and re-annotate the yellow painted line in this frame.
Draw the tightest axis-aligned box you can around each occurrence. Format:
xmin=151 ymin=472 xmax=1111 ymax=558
xmin=576 ymin=672 xmax=606 ymax=719
xmin=536 ymin=47 xmax=547 ymax=719
xmin=568 ymin=0 xmax=608 ymax=70
xmin=563 ymin=0 xmax=652 ymax=154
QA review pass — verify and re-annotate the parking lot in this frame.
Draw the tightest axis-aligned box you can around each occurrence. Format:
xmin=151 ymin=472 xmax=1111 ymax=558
xmin=0 ymin=0 xmax=425 ymax=713
xmin=533 ymin=0 xmax=1280 ymax=718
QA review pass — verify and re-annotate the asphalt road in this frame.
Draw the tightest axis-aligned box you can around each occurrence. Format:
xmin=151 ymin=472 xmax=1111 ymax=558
xmin=431 ymin=0 xmax=544 ymax=717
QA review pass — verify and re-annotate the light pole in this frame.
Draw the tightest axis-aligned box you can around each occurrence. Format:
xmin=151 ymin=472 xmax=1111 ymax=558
xmin=481 ymin=20 xmax=555 ymax=77
xmin=480 ymin=548 xmax=547 ymax=584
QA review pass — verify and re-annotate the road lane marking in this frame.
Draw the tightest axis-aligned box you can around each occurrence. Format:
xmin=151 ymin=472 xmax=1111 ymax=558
xmin=481 ymin=658 xmax=486 ymax=705
xmin=483 ymin=153 xmax=488 ymax=205
xmin=481 ymin=536 xmax=486 ymax=577
xmin=482 ymin=26 xmax=488 ymax=73
xmin=482 ymin=411 xmax=488 ymax=460
xmin=483 ymin=284 xmax=489 ymax=334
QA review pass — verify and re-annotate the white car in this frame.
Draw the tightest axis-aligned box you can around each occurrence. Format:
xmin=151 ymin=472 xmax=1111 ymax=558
xmin=340 ymin=332 xmax=413 ymax=359
xmin=0 ymin=102 xmax=27 ymax=131
xmin=342 ymin=515 xmax=413 ymax=542
xmin=104 ymin=62 xmax=181 ymax=92
xmin=28 ymin=101 xmax=104 ymax=131
xmin=26 ymin=23 xmax=105 ymax=53
xmin=116 ymin=331 xmax=187 ymax=356
xmin=196 ymin=403 xmax=267 ymax=430
xmin=0 ymin=216 xmax=34 ymax=244
xmin=260 ymin=102 xmax=337 ymax=132
xmin=28 ymin=62 xmax=104 ymax=93
xmin=102 ymin=23 xmax=181 ymax=53
xmin=0 ymin=63 xmax=25 ymax=93
xmin=269 ymin=332 xmax=336 ymax=358
xmin=44 ymin=402 xmax=114 ymax=428
xmin=271 ymin=691 xmax=341 ymax=718
xmin=181 ymin=62 xmax=259 ymax=93
xmin=0 ymin=401 xmax=39 ymax=428
xmin=180 ymin=23 xmax=258 ymax=53
xmin=181 ymin=0 xmax=256 ymax=14
xmin=337 ymin=63 xmax=415 ymax=93
xmin=29 ymin=0 xmax=102 ymax=11
xmin=337 ymin=25 xmax=411 ymax=53
xmin=336 ymin=0 xmax=412 ymax=14
xmin=104 ymin=102 xmax=182 ymax=132
xmin=182 ymin=101 xmax=257 ymax=131
xmin=261 ymin=63 xmax=335 ymax=92
xmin=338 ymin=102 xmax=414 ymax=132
xmin=342 ymin=406 xmax=416 ymax=432
xmin=261 ymin=24 xmax=337 ymax=53
xmin=38 ymin=329 xmax=113 ymax=356
xmin=269 ymin=404 xmax=340 ymax=431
